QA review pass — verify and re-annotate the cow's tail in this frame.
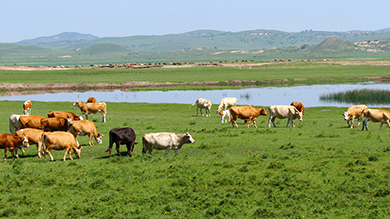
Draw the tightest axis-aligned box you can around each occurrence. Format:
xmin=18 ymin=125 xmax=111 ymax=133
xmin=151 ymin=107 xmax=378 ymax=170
xmin=41 ymin=133 xmax=47 ymax=157
xmin=189 ymin=101 xmax=197 ymax=108
xmin=105 ymin=130 xmax=113 ymax=152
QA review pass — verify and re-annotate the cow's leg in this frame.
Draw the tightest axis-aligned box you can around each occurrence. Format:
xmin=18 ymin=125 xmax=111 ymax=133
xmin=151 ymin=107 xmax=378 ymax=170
xmin=175 ymin=150 xmax=179 ymax=156
xmin=200 ymin=108 xmax=203 ymax=117
xmin=253 ymin=120 xmax=258 ymax=128
xmin=115 ymin=142 xmax=121 ymax=156
xmin=63 ymin=148 xmax=72 ymax=161
xmin=89 ymin=134 xmax=93 ymax=147
xmin=102 ymin=112 xmax=106 ymax=123
xmin=350 ymin=117 xmax=355 ymax=128
xmin=148 ymin=149 xmax=155 ymax=157
xmin=357 ymin=117 xmax=363 ymax=127
xmin=85 ymin=113 xmax=89 ymax=120
xmin=37 ymin=142 xmax=42 ymax=158
xmin=4 ymin=148 xmax=8 ymax=163
xmin=164 ymin=148 xmax=171 ymax=157
xmin=347 ymin=120 xmax=351 ymax=128
xmin=126 ymin=142 xmax=134 ymax=157
xmin=379 ymin=122 xmax=384 ymax=131
xmin=362 ymin=118 xmax=369 ymax=131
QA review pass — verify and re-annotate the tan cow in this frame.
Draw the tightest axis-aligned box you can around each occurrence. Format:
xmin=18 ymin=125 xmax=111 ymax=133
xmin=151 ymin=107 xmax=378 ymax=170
xmin=361 ymin=108 xmax=390 ymax=131
xmin=48 ymin=111 xmax=83 ymax=121
xmin=230 ymin=105 xmax=268 ymax=128
xmin=73 ymin=100 xmax=107 ymax=122
xmin=217 ymin=97 xmax=238 ymax=110
xmin=23 ymin=100 xmax=32 ymax=115
xmin=189 ymin=98 xmax=212 ymax=117
xmin=17 ymin=115 xmax=46 ymax=130
xmin=342 ymin=105 xmax=368 ymax=128
xmin=13 ymin=128 xmax=45 ymax=158
xmin=268 ymin=105 xmax=303 ymax=128
xmin=290 ymin=102 xmax=305 ymax=115
xmin=142 ymin=132 xmax=195 ymax=158
xmin=68 ymin=120 xmax=103 ymax=146
xmin=41 ymin=117 xmax=69 ymax=132
xmin=42 ymin=131 xmax=82 ymax=161
xmin=87 ymin=97 xmax=97 ymax=103
xmin=0 ymin=133 xmax=29 ymax=163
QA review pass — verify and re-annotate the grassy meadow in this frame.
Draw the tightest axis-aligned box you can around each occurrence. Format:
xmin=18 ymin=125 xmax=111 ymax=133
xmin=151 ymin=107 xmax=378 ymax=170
xmin=1 ymin=62 xmax=390 ymax=218
xmin=0 ymin=101 xmax=389 ymax=218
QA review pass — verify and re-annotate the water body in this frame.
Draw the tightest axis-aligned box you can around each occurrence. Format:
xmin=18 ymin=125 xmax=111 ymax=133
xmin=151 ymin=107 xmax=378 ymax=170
xmin=0 ymin=83 xmax=389 ymax=108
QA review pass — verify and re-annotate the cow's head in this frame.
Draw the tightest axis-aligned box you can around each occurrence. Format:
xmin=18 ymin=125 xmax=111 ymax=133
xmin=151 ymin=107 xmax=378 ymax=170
xmin=21 ymin=137 xmax=30 ymax=148
xmin=96 ymin=133 xmax=103 ymax=144
xmin=260 ymin=107 xmax=268 ymax=116
xmin=73 ymin=141 xmax=82 ymax=158
xmin=73 ymin=100 xmax=81 ymax=107
xmin=293 ymin=107 xmax=303 ymax=122
xmin=184 ymin=132 xmax=195 ymax=144
xmin=342 ymin=112 xmax=351 ymax=120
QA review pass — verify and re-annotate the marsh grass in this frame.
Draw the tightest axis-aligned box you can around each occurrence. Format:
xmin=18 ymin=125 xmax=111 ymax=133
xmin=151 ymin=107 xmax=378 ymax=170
xmin=0 ymin=102 xmax=389 ymax=217
xmin=320 ymin=89 xmax=390 ymax=105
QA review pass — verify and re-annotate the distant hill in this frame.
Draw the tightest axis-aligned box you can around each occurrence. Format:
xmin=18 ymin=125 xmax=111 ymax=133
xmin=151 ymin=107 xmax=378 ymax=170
xmin=77 ymin=43 xmax=129 ymax=55
xmin=13 ymin=28 xmax=390 ymax=53
xmin=18 ymin=32 xmax=99 ymax=47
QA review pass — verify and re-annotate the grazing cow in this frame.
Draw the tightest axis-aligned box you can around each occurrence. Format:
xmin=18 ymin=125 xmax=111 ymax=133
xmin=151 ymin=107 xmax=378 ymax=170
xmin=68 ymin=120 xmax=103 ymax=146
xmin=16 ymin=115 xmax=46 ymax=131
xmin=342 ymin=105 xmax=368 ymax=128
xmin=105 ymin=127 xmax=136 ymax=157
xmin=230 ymin=105 xmax=268 ymax=128
xmin=48 ymin=111 xmax=83 ymax=121
xmin=73 ymin=100 xmax=107 ymax=122
xmin=189 ymin=98 xmax=212 ymax=117
xmin=142 ymin=132 xmax=195 ymax=158
xmin=42 ymin=131 xmax=82 ymax=161
xmin=217 ymin=97 xmax=238 ymax=110
xmin=0 ymin=134 xmax=29 ymax=163
xmin=361 ymin=108 xmax=390 ymax=131
xmin=216 ymin=109 xmax=230 ymax=123
xmin=290 ymin=101 xmax=305 ymax=115
xmin=13 ymin=128 xmax=45 ymax=158
xmin=41 ymin=117 xmax=69 ymax=132
xmin=87 ymin=97 xmax=97 ymax=103
xmin=268 ymin=105 xmax=303 ymax=128
xmin=23 ymin=100 xmax=32 ymax=115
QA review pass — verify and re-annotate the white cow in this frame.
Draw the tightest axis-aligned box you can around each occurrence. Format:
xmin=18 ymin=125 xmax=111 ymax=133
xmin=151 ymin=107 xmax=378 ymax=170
xmin=268 ymin=105 xmax=303 ymax=128
xmin=342 ymin=105 xmax=368 ymax=128
xmin=9 ymin=114 xmax=23 ymax=134
xmin=217 ymin=97 xmax=238 ymax=110
xmin=216 ymin=109 xmax=230 ymax=123
xmin=189 ymin=98 xmax=212 ymax=117
xmin=142 ymin=132 xmax=195 ymax=158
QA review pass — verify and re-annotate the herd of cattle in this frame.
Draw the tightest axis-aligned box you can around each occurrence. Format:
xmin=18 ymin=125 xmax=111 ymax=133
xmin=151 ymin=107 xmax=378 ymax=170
xmin=1 ymin=96 xmax=390 ymax=163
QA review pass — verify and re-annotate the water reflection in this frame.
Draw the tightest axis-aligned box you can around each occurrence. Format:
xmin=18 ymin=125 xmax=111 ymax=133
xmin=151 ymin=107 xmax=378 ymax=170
xmin=0 ymin=83 xmax=389 ymax=108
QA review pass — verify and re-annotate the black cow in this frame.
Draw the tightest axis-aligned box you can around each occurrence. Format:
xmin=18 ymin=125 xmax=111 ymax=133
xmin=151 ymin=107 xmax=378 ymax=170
xmin=105 ymin=127 xmax=137 ymax=157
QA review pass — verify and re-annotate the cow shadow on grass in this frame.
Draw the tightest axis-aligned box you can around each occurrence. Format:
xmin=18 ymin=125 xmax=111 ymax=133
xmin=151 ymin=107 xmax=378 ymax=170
xmin=96 ymin=151 xmax=133 ymax=159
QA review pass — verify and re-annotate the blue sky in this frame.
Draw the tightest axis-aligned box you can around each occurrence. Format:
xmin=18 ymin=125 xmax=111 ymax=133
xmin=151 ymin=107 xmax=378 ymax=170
xmin=1 ymin=0 xmax=389 ymax=43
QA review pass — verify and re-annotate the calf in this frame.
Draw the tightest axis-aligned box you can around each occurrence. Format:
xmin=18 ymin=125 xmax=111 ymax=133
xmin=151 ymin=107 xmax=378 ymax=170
xmin=189 ymin=98 xmax=212 ymax=117
xmin=42 ymin=131 xmax=82 ymax=161
xmin=217 ymin=97 xmax=238 ymax=110
xmin=48 ymin=111 xmax=83 ymax=121
xmin=68 ymin=120 xmax=103 ymax=146
xmin=142 ymin=132 xmax=195 ymax=158
xmin=230 ymin=105 xmax=268 ymax=128
xmin=0 ymin=134 xmax=29 ymax=163
xmin=23 ymin=100 xmax=32 ymax=115
xmin=13 ymin=128 xmax=45 ymax=158
xmin=342 ymin=105 xmax=368 ymax=128
xmin=216 ymin=109 xmax=230 ymax=123
xmin=73 ymin=100 xmax=107 ymax=122
xmin=106 ymin=128 xmax=137 ymax=157
xmin=41 ymin=117 xmax=69 ymax=132
xmin=268 ymin=105 xmax=303 ymax=128
xmin=361 ymin=108 xmax=390 ymax=131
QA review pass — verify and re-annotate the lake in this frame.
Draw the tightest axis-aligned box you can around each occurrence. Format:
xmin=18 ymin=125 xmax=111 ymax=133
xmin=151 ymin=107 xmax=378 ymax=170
xmin=1 ymin=83 xmax=389 ymax=108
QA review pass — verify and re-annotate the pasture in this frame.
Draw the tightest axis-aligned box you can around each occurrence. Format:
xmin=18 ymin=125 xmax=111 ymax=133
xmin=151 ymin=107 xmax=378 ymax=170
xmin=0 ymin=100 xmax=389 ymax=218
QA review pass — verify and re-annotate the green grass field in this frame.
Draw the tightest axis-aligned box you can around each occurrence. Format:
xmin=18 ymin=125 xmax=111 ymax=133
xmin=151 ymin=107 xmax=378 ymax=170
xmin=0 ymin=100 xmax=390 ymax=218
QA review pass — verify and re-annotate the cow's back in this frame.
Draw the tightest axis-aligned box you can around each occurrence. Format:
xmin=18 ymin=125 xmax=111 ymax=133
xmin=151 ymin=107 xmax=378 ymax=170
xmin=348 ymin=105 xmax=368 ymax=117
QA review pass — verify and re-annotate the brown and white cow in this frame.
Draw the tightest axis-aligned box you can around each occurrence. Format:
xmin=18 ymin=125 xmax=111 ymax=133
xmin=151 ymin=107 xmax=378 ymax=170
xmin=48 ymin=111 xmax=83 ymax=121
xmin=23 ymin=100 xmax=32 ymax=115
xmin=342 ymin=105 xmax=368 ymax=128
xmin=42 ymin=131 xmax=82 ymax=161
xmin=216 ymin=109 xmax=230 ymax=123
xmin=230 ymin=105 xmax=268 ymax=128
xmin=268 ymin=105 xmax=303 ymax=128
xmin=217 ymin=97 xmax=238 ymax=110
xmin=73 ymin=100 xmax=107 ymax=122
xmin=290 ymin=101 xmax=305 ymax=115
xmin=41 ymin=117 xmax=69 ymax=132
xmin=142 ymin=132 xmax=195 ymax=158
xmin=13 ymin=128 xmax=45 ymax=158
xmin=0 ymin=133 xmax=29 ymax=163
xmin=361 ymin=108 xmax=390 ymax=131
xmin=189 ymin=98 xmax=212 ymax=117
xmin=68 ymin=120 xmax=103 ymax=146
xmin=87 ymin=97 xmax=97 ymax=103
